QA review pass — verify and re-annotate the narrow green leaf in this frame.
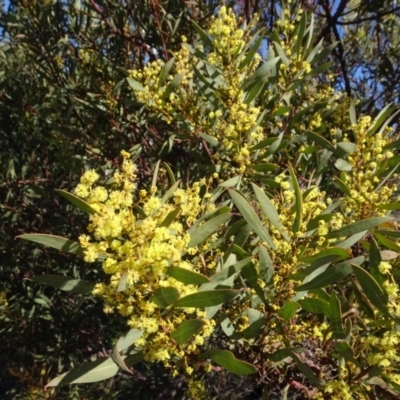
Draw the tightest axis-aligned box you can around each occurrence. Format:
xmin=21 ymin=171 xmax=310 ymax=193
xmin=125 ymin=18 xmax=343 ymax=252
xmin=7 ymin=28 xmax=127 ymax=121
xmin=266 ymin=133 xmax=283 ymax=156
xmin=326 ymin=217 xmax=393 ymax=239
xmin=329 ymin=291 xmax=344 ymax=339
xmin=335 ymin=342 xmax=359 ymax=366
xmin=245 ymin=57 xmax=280 ymax=87
xmin=374 ymin=232 xmax=400 ymax=253
xmin=229 ymin=189 xmax=275 ymax=250
xmin=249 ymin=137 xmax=276 ymax=152
xmin=240 ymin=317 xmax=265 ymax=340
xmin=192 ymin=21 xmax=213 ymax=47
xmin=368 ymin=104 xmax=396 ymax=136
xmin=308 ymin=61 xmax=331 ymax=76
xmin=352 ymin=264 xmax=388 ymax=314
xmin=242 ymin=262 xmax=267 ymax=305
xmin=377 ymin=202 xmax=400 ymax=210
xmin=277 ymin=302 xmax=298 ymax=319
xmin=266 ymin=347 xmax=302 ymax=362
xmin=240 ymin=32 xmax=264 ymax=70
xmin=244 ymin=80 xmax=264 ymax=104
xmin=170 ymin=319 xmax=205 ymax=345
xmin=199 ymin=131 xmax=219 ymax=147
xmin=152 ymin=287 xmax=179 ymax=308
xmin=247 ymin=308 xmax=263 ymax=324
xmin=288 ymin=164 xmax=302 ymax=233
xmin=151 ymin=160 xmax=161 ymax=189
xmin=175 ymin=290 xmax=239 ymax=308
xmin=299 ymin=248 xmax=350 ymax=264
xmin=112 ymin=329 xmax=144 ymax=373
xmin=16 ymin=234 xmax=83 ymax=256
xmin=204 ymin=206 xmax=231 ymax=220
xmin=32 ymin=275 xmax=94 ymax=295
xmin=292 ymin=353 xmax=322 ymax=388
xmin=117 ymin=274 xmax=128 ymax=293
xmin=163 ymin=162 xmax=176 ymax=184
xmin=210 ymin=257 xmax=252 ymax=283
xmin=158 ymin=57 xmax=174 ymax=88
xmin=298 ymin=298 xmax=330 ymax=315
xmin=56 ymin=189 xmax=98 ymax=214
xmin=188 ymin=213 xmax=231 ymax=248
xmin=336 ymin=231 xmax=368 ymax=249
xmin=335 ymin=177 xmax=352 ymax=196
xmin=304 ymin=130 xmax=336 ymax=152
xmin=307 ymin=42 xmax=337 ymax=65
xmin=124 ymin=352 xmax=144 ymax=368
xmin=234 ymin=223 xmax=252 ymax=248
xmin=115 ymin=329 xmax=144 ymax=352
xmin=161 ymin=181 xmax=181 ymax=204
xmin=377 ymin=230 xmax=400 ymax=239
xmin=273 ymin=106 xmax=291 ymax=117
xmin=46 ymin=358 xmax=119 ymax=387
xmin=167 ymin=267 xmax=210 ymax=285
xmin=201 ymin=350 xmax=257 ymax=375
xmin=248 ymin=163 xmax=277 ymax=172
xmin=335 ymin=158 xmax=353 ymax=172
xmin=305 ymin=12 xmax=314 ymax=48
xmin=127 ymin=78 xmax=146 ymax=92
xmin=220 ymin=315 xmax=237 ymax=338
xmin=205 ymin=304 xmax=223 ymax=320
xmin=160 ymin=207 xmax=181 ymax=227
xmin=259 ymin=245 xmax=274 ymax=283
xmin=252 ymin=183 xmax=290 ymax=242
xmin=349 ymin=101 xmax=357 ymax=125
xmin=219 ymin=175 xmax=242 ymax=189
xmin=293 ymin=12 xmax=307 ymax=56
xmin=295 ymin=262 xmax=353 ymax=291
xmin=337 ymin=142 xmax=356 ymax=153
xmin=385 ymin=137 xmax=400 ymax=152
xmin=163 ymin=73 xmax=185 ymax=100
xmin=273 ymin=42 xmax=290 ymax=66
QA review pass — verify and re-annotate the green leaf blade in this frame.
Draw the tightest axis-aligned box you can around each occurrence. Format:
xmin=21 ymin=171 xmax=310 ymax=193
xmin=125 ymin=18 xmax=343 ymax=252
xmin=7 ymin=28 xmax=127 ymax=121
xmin=16 ymin=234 xmax=83 ymax=256
xmin=229 ymin=189 xmax=275 ymax=250
xmin=175 ymin=290 xmax=239 ymax=308
xmin=170 ymin=319 xmax=205 ymax=345
xmin=295 ymin=262 xmax=353 ymax=291
xmin=32 ymin=275 xmax=94 ymax=295
xmin=201 ymin=349 xmax=257 ymax=375
xmin=167 ymin=267 xmax=210 ymax=285
xmin=152 ymin=287 xmax=180 ymax=308
xmin=188 ymin=213 xmax=231 ymax=248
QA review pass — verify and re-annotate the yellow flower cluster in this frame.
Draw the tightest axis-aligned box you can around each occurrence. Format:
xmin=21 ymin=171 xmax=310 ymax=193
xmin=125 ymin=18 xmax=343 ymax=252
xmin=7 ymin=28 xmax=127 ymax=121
xmin=75 ymin=151 xmax=217 ymax=364
xmin=206 ymin=7 xmax=264 ymax=172
xmin=129 ymin=43 xmax=196 ymax=126
xmin=276 ymin=8 xmax=315 ymax=80
xmin=361 ymin=329 xmax=400 ymax=384
xmin=268 ymin=176 xmax=343 ymax=283
xmin=207 ymin=6 xmax=246 ymax=65
xmin=341 ymin=116 xmax=396 ymax=220
xmin=315 ymin=379 xmax=353 ymax=400
xmin=383 ymin=275 xmax=400 ymax=319
xmin=128 ymin=6 xmax=264 ymax=174
xmin=262 ymin=319 xmax=328 ymax=351
xmin=186 ymin=377 xmax=208 ymax=399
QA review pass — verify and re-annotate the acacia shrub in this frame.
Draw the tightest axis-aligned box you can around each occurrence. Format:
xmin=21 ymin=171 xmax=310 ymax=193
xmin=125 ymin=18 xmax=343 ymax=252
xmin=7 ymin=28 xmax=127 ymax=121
xmin=19 ymin=5 xmax=400 ymax=400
